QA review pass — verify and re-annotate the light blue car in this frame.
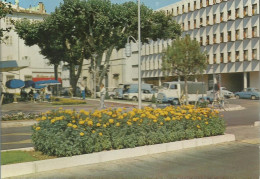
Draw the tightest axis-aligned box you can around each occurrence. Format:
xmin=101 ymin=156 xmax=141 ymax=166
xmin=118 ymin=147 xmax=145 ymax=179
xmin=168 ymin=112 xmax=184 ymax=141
xmin=234 ymin=88 xmax=260 ymax=100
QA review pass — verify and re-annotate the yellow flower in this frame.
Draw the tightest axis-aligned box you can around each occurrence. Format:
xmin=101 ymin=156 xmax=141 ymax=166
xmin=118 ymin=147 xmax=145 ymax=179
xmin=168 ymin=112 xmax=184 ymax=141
xmin=41 ymin=116 xmax=47 ymax=120
xmin=73 ymin=125 xmax=78 ymax=129
xmin=164 ymin=117 xmax=171 ymax=121
xmin=127 ymin=121 xmax=132 ymax=125
xmin=205 ymin=121 xmax=209 ymax=125
xmin=160 ymin=122 xmax=164 ymax=125
xmin=36 ymin=127 xmax=41 ymax=130
xmin=67 ymin=123 xmax=73 ymax=127
xmin=112 ymin=114 xmax=117 ymax=118
xmin=84 ymin=111 xmax=90 ymax=116
xmin=72 ymin=120 xmax=76 ymax=123
xmin=103 ymin=124 xmax=107 ymax=128
xmin=51 ymin=119 xmax=56 ymax=123
xmin=99 ymin=132 xmax=103 ymax=136
xmin=96 ymin=123 xmax=101 ymax=127
xmin=79 ymin=120 xmax=85 ymax=125
xmin=172 ymin=117 xmax=176 ymax=121
xmin=116 ymin=122 xmax=120 ymax=127
xmin=109 ymin=119 xmax=114 ymax=124
xmin=185 ymin=115 xmax=190 ymax=120
xmin=88 ymin=120 xmax=93 ymax=126
xmin=80 ymin=132 xmax=85 ymax=136
xmin=153 ymin=119 xmax=157 ymax=123
xmin=197 ymin=125 xmax=200 ymax=129
xmin=59 ymin=107 xmax=63 ymax=110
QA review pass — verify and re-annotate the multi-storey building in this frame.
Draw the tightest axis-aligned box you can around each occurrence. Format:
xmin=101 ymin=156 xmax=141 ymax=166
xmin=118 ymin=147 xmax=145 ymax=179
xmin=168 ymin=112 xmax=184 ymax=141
xmin=158 ymin=0 xmax=259 ymax=91
xmin=83 ymin=0 xmax=259 ymax=93
xmin=0 ymin=1 xmax=63 ymax=93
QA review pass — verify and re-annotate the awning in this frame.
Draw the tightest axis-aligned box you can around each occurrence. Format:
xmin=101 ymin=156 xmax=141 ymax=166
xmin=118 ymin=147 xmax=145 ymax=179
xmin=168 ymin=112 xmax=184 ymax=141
xmin=33 ymin=77 xmax=62 ymax=83
xmin=0 ymin=60 xmax=29 ymax=72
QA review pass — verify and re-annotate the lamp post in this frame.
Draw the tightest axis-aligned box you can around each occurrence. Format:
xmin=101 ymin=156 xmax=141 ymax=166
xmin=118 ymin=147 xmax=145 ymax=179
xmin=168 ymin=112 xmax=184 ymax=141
xmin=125 ymin=0 xmax=142 ymax=109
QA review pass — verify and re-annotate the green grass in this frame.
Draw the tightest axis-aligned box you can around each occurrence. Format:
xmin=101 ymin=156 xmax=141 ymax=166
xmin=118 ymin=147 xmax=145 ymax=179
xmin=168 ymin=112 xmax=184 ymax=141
xmin=1 ymin=151 xmax=56 ymax=165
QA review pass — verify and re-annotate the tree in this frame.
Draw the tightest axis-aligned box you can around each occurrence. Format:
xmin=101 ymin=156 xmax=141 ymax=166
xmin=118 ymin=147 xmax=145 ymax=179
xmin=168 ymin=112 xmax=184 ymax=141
xmin=162 ymin=35 xmax=207 ymax=105
xmin=0 ymin=1 xmax=12 ymax=43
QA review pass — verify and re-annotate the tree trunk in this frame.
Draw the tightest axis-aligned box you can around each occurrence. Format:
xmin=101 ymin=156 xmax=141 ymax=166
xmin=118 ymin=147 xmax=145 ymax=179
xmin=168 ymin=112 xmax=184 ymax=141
xmin=98 ymin=45 xmax=114 ymax=86
xmin=184 ymin=76 xmax=188 ymax=105
xmin=54 ymin=64 xmax=58 ymax=96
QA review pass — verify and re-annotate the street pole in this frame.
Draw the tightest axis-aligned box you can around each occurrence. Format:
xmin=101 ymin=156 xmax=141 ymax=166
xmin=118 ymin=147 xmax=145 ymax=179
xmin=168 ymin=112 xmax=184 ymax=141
xmin=138 ymin=0 xmax=141 ymax=109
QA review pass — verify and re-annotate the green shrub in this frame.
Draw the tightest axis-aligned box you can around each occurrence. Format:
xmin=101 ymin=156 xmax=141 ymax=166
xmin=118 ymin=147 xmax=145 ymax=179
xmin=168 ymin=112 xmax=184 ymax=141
xmin=151 ymin=94 xmax=156 ymax=104
xmin=32 ymin=105 xmax=226 ymax=157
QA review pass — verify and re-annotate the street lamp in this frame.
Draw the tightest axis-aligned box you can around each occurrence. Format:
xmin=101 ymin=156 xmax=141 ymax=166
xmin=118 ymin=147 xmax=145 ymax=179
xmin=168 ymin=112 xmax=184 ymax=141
xmin=125 ymin=0 xmax=142 ymax=109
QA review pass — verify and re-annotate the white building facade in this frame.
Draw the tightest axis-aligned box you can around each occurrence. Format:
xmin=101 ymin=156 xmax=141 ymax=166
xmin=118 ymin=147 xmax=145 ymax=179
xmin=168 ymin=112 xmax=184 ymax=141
xmin=158 ymin=0 xmax=259 ymax=91
xmin=0 ymin=2 xmax=63 ymax=93
xmin=83 ymin=0 xmax=259 ymax=93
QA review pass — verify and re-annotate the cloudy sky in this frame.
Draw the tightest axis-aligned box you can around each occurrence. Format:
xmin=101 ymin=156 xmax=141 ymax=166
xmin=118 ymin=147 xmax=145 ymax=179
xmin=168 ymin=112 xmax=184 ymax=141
xmin=6 ymin=0 xmax=181 ymax=13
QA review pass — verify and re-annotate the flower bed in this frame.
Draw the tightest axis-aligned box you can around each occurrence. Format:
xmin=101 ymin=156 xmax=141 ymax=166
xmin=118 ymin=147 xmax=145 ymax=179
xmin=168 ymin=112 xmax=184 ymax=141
xmin=2 ymin=112 xmax=42 ymax=121
xmin=32 ymin=105 xmax=225 ymax=157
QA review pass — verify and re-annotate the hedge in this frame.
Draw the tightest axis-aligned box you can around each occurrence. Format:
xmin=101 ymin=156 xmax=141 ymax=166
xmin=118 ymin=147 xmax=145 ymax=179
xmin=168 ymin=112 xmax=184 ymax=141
xmin=32 ymin=105 xmax=225 ymax=157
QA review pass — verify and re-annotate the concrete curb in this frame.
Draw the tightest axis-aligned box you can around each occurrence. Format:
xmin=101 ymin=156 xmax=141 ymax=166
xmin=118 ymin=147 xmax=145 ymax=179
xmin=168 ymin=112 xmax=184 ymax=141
xmin=1 ymin=147 xmax=34 ymax=152
xmin=1 ymin=134 xmax=235 ymax=178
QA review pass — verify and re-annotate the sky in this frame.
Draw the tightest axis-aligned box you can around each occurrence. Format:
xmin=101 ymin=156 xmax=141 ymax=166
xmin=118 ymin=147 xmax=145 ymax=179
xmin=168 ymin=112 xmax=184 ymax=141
xmin=5 ymin=0 xmax=181 ymax=13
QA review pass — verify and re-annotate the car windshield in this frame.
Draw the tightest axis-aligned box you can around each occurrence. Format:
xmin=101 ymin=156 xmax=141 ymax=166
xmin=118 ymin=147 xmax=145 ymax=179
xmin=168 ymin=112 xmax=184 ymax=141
xmin=162 ymin=83 xmax=169 ymax=89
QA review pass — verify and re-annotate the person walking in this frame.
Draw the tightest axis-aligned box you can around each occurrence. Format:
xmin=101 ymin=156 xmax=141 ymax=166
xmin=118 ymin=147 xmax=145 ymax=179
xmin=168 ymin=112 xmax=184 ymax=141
xmin=100 ymin=83 xmax=106 ymax=109
xmin=79 ymin=80 xmax=85 ymax=100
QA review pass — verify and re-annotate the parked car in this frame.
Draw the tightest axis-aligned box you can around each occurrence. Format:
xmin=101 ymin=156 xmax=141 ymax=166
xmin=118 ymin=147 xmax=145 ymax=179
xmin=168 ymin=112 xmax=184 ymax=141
xmin=61 ymin=87 xmax=81 ymax=97
xmin=123 ymin=89 xmax=154 ymax=101
xmin=234 ymin=88 xmax=260 ymax=100
xmin=207 ymin=87 xmax=234 ymax=98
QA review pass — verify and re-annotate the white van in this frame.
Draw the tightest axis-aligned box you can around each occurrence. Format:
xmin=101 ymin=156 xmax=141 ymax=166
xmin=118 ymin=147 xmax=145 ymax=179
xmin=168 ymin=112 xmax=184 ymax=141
xmin=157 ymin=81 xmax=207 ymax=104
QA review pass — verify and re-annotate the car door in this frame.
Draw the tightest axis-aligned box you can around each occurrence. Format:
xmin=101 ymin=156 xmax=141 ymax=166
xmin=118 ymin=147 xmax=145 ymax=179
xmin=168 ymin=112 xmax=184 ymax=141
xmin=245 ymin=88 xmax=252 ymax=99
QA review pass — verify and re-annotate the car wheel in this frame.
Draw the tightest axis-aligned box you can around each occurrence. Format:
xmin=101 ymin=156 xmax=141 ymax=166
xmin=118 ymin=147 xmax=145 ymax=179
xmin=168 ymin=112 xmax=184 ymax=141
xmin=251 ymin=95 xmax=256 ymax=100
xmin=132 ymin=96 xmax=138 ymax=101
xmin=235 ymin=95 xmax=240 ymax=99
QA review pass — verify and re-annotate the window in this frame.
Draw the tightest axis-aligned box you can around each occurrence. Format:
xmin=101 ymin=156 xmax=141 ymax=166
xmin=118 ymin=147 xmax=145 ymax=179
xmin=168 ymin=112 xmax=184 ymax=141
xmin=235 ymin=29 xmax=240 ymax=40
xmin=172 ymin=8 xmax=174 ymax=14
xmin=206 ymin=35 xmax=209 ymax=45
xmin=235 ymin=8 xmax=239 ymax=18
xmin=200 ymin=0 xmax=203 ymax=8
xmin=228 ymin=52 xmax=231 ymax=62
xmin=24 ymin=75 xmax=32 ymax=81
xmin=244 ymin=50 xmax=248 ymax=60
xmin=6 ymin=75 xmax=14 ymax=81
xmin=235 ymin=51 xmax=240 ymax=61
xmin=188 ymin=21 xmax=190 ymax=30
xmin=207 ymin=55 xmax=209 ymax=63
xmin=252 ymin=49 xmax=257 ymax=60
xmin=220 ymin=33 xmax=224 ymax=42
xmin=220 ymin=53 xmax=224 ymax=63
xmin=182 ymin=5 xmax=184 ymax=12
xmin=177 ymin=7 xmax=179 ymax=14
xmin=206 ymin=0 xmax=209 ymax=6
xmin=194 ymin=19 xmax=197 ymax=28
xmin=200 ymin=18 xmax=203 ymax=26
xmin=228 ymin=31 xmax=231 ymax=41
xmin=6 ymin=36 xmax=12 ymax=46
xmin=4 ymin=17 xmax=12 ymax=26
xmin=243 ymin=28 xmax=248 ymax=38
xmin=213 ymin=54 xmax=216 ymax=64
xmin=220 ymin=12 xmax=224 ymax=22
xmin=213 ymin=34 xmax=216 ymax=43
xmin=252 ymin=4 xmax=257 ymax=15
xmin=194 ymin=1 xmax=196 ymax=10
xmin=228 ymin=10 xmax=232 ymax=20
xmin=206 ymin=16 xmax=209 ymax=25
xmin=200 ymin=37 xmax=203 ymax=46
xmin=213 ymin=0 xmax=216 ymax=4
xmin=244 ymin=6 xmax=248 ymax=16
xmin=213 ymin=14 xmax=216 ymax=24
xmin=188 ymin=3 xmax=190 ymax=12
xmin=252 ymin=26 xmax=257 ymax=37
xmin=182 ymin=23 xmax=184 ymax=30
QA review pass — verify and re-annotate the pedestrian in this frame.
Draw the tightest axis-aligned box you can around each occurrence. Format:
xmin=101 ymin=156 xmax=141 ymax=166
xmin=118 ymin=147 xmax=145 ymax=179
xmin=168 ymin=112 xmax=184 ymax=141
xmin=100 ymin=83 xmax=106 ymax=109
xmin=213 ymin=82 xmax=220 ymax=100
xmin=79 ymin=80 xmax=85 ymax=100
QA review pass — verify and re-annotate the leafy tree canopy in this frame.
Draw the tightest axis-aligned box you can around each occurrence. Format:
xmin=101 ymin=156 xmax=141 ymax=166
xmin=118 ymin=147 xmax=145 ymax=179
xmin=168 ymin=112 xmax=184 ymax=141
xmin=0 ymin=1 xmax=12 ymax=43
